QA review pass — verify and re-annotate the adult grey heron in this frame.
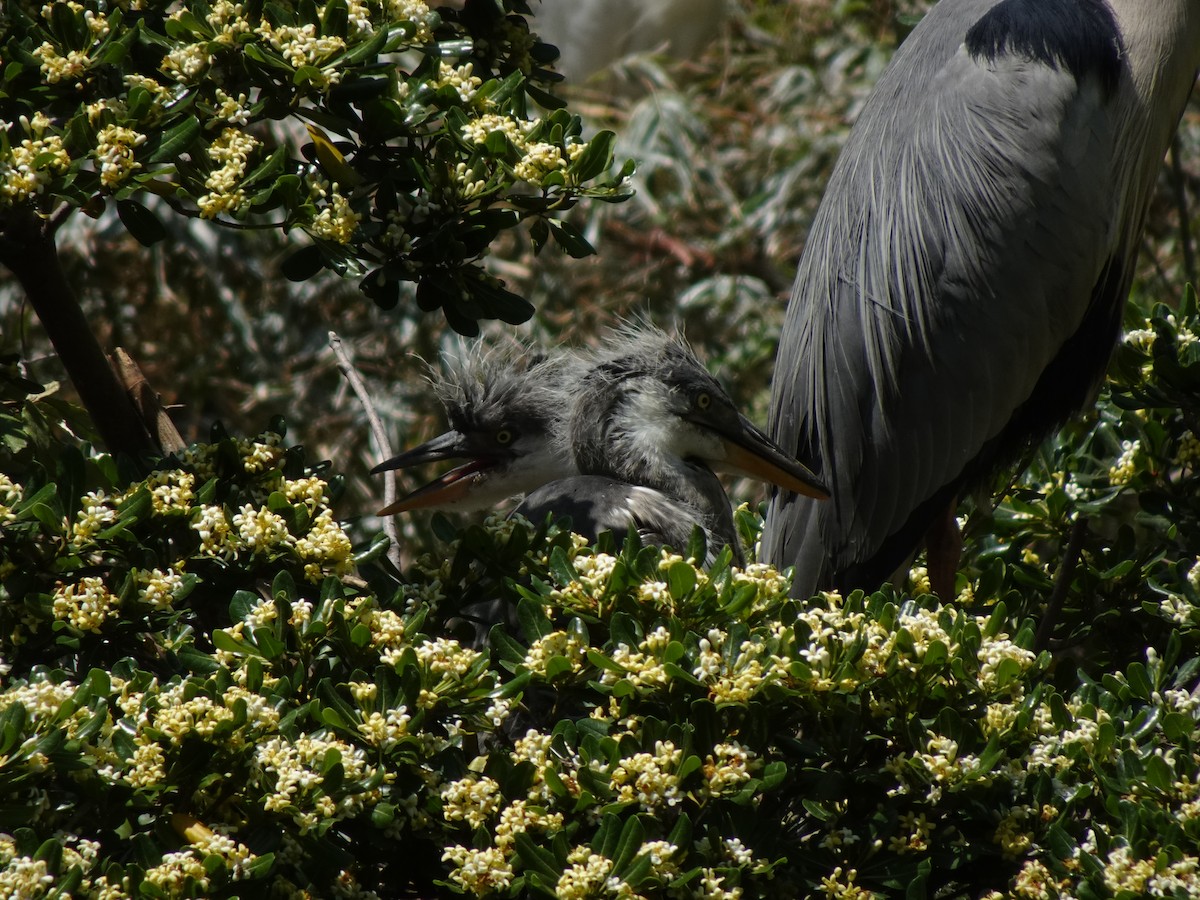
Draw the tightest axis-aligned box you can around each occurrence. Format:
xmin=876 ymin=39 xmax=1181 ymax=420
xmin=517 ymin=327 xmax=828 ymax=564
xmin=372 ymin=345 xmax=579 ymax=514
xmin=762 ymin=0 xmax=1200 ymax=600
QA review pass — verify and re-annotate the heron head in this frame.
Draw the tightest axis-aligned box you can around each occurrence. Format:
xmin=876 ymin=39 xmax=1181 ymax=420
xmin=572 ymin=328 xmax=829 ymax=500
xmin=373 ymin=347 xmax=579 ymax=514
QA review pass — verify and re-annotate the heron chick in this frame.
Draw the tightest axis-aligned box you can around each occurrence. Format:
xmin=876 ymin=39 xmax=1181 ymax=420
xmin=373 ymin=345 xmax=580 ymax=515
xmin=517 ymin=327 xmax=828 ymax=564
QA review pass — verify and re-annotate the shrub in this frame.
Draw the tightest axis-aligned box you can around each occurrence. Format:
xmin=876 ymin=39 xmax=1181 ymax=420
xmin=2 ymin=292 xmax=1200 ymax=897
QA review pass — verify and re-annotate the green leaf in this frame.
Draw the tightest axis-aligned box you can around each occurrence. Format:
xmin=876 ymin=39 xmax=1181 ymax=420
xmin=547 ymin=219 xmax=595 ymax=259
xmin=549 ymin=546 xmax=577 ymax=586
xmin=906 ymin=857 xmax=932 ymax=900
xmin=516 ymin=596 xmax=554 ymax=642
xmin=611 ymin=815 xmax=645 ymax=871
xmin=230 ymin=590 xmax=260 ymax=622
xmin=544 ymin=656 xmax=574 ymax=681
xmin=586 ymin=650 xmax=628 ymax=675
xmin=116 ymin=199 xmax=167 ymax=246
xmin=569 ymin=130 xmax=616 ymax=182
xmin=1145 ymin=752 xmax=1174 ymax=790
xmin=251 ymin=624 xmax=286 ymax=658
xmin=282 ymin=244 xmax=326 ymax=281
xmin=272 ymin=569 xmax=298 ymax=602
xmin=145 ymin=117 xmax=201 ymax=165
xmin=513 ymin=831 xmax=561 ymax=882
xmin=1126 ymin=662 xmax=1152 ymax=701
xmin=667 ymin=561 xmax=696 ymax=599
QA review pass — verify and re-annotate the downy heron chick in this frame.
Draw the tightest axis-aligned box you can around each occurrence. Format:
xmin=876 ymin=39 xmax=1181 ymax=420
xmin=516 ymin=327 xmax=828 ymax=564
xmin=373 ymin=345 xmax=581 ymax=515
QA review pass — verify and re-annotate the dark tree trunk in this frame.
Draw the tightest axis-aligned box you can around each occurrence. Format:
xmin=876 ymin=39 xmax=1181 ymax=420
xmin=0 ymin=208 xmax=156 ymax=459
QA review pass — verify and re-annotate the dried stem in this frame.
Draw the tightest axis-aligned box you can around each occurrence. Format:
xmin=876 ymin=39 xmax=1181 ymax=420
xmin=328 ymin=331 xmax=402 ymax=569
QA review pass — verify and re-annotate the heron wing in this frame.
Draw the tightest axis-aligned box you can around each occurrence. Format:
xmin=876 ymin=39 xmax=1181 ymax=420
xmin=764 ymin=0 xmax=1136 ymax=596
xmin=515 ymin=478 xmax=716 ymax=557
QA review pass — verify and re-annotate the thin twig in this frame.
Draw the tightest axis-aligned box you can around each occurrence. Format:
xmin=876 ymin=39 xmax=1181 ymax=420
xmin=1035 ymin=516 xmax=1089 ymax=653
xmin=328 ymin=331 xmax=402 ymax=570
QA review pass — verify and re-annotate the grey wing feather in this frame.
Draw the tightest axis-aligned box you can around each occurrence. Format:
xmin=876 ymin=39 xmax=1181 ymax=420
xmin=764 ymin=0 xmax=1125 ymax=596
xmin=515 ymin=477 xmax=701 ymax=552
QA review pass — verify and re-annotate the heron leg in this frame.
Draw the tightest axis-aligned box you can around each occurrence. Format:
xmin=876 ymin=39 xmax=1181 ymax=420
xmin=924 ymin=500 xmax=961 ymax=600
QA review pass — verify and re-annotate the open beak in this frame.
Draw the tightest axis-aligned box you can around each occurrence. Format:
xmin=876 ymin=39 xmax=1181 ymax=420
xmin=707 ymin=413 xmax=829 ymax=500
xmin=376 ymin=458 xmax=493 ymax=515
xmin=373 ymin=430 xmax=500 ymax=515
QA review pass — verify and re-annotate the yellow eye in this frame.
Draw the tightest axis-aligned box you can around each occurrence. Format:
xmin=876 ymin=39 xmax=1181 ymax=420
xmin=496 ymin=429 xmax=514 ymax=445
xmin=696 ymin=392 xmax=712 ymax=410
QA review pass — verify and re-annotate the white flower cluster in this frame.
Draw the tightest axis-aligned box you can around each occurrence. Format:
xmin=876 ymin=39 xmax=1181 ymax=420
xmin=257 ymin=20 xmax=346 ymax=76
xmin=1023 ymin=699 xmax=1111 ymax=774
xmin=96 ymin=438 xmax=346 ymax=576
xmin=0 ymin=677 xmax=78 ymax=724
xmin=358 ymin=707 xmax=411 ymax=747
xmin=32 ymin=39 xmax=92 ymax=84
xmin=523 ymin=629 xmax=588 ymax=676
xmin=609 ymin=740 xmax=683 ymax=810
xmin=0 ymin=113 xmax=71 ymax=204
xmin=51 ymin=576 xmax=119 ymax=632
xmin=415 ymin=636 xmax=480 ymax=679
xmin=1124 ymin=327 xmax=1156 ymax=350
xmin=254 ymin=733 xmax=382 ymax=832
xmin=0 ymin=472 xmax=23 ymax=526
xmin=602 ymin=631 xmax=671 ymax=692
xmin=1102 ymin=843 xmax=1200 ymax=896
xmin=308 ymin=181 xmax=361 ymax=244
xmin=199 ymin=127 xmax=261 ymax=219
xmin=0 ymin=832 xmax=106 ymax=898
xmin=1168 ymin=313 xmax=1200 ymax=348
xmin=1108 ymin=439 xmax=1141 ymax=486
xmin=440 ymin=775 xmax=502 ymax=829
xmin=704 ymin=741 xmax=760 ymax=794
xmin=442 ymin=844 xmax=514 ymax=895
xmin=94 ymin=123 xmax=146 ymax=188
xmin=457 ymin=111 xmax=590 ymax=189
xmin=555 ymin=847 xmax=616 ymax=899
xmin=435 ymin=61 xmax=482 ymax=103
xmin=888 ymin=734 xmax=987 ymax=804
xmin=546 ymin=550 xmax=618 ymax=613
xmin=819 ymin=866 xmax=873 ymax=900
xmin=692 ymin=627 xmax=771 ymax=703
xmin=1163 ymin=590 xmax=1199 ymax=627
xmin=134 ymin=567 xmax=185 ymax=608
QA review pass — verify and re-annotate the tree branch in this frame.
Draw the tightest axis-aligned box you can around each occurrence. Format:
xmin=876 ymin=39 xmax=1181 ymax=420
xmin=0 ymin=209 xmax=156 ymax=459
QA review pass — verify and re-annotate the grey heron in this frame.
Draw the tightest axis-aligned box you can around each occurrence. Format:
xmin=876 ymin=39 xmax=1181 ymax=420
xmin=517 ymin=327 xmax=828 ymax=564
xmin=763 ymin=0 xmax=1200 ymax=599
xmin=372 ymin=345 xmax=579 ymax=515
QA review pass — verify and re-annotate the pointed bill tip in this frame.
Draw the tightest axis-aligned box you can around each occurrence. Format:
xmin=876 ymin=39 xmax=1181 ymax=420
xmin=376 ymin=459 xmax=490 ymax=515
xmin=720 ymin=420 xmax=829 ymax=500
xmin=371 ymin=430 xmax=470 ymax=475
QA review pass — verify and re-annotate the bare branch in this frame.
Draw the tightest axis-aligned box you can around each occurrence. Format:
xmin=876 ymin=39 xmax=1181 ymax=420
xmin=328 ymin=330 xmax=402 ymax=569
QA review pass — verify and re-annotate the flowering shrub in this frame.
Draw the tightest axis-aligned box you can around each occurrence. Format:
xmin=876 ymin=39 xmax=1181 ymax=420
xmin=0 ymin=0 xmax=630 ymax=333
xmin=4 ymin=292 xmax=1200 ymax=896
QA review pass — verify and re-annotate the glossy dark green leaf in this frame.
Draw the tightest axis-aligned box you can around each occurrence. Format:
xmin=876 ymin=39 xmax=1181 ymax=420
xmin=282 ymin=244 xmax=326 ymax=281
